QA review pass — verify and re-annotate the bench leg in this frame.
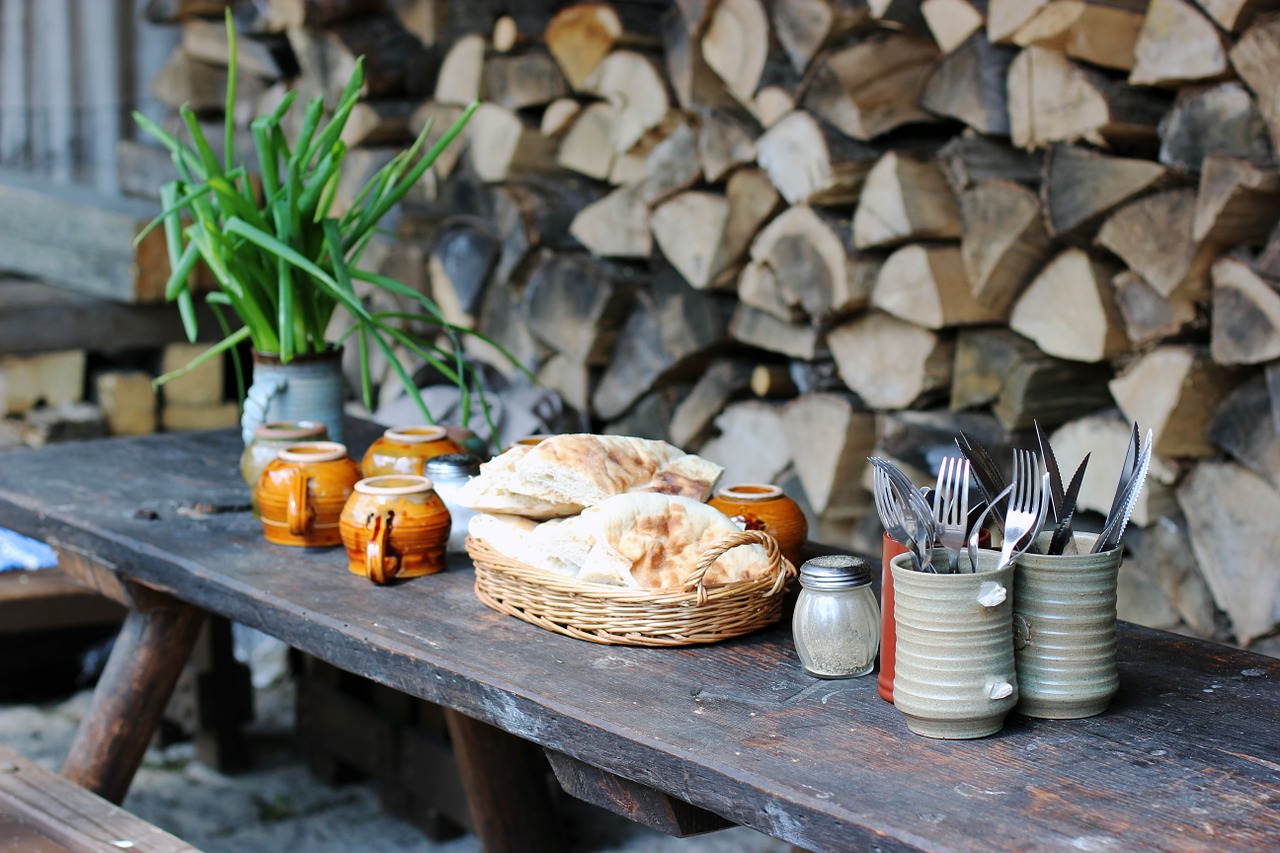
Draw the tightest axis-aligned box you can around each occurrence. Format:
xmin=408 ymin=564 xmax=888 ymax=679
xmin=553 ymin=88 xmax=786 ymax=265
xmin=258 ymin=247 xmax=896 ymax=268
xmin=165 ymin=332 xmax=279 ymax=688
xmin=61 ymin=602 xmax=207 ymax=803
xmin=442 ymin=708 xmax=564 ymax=853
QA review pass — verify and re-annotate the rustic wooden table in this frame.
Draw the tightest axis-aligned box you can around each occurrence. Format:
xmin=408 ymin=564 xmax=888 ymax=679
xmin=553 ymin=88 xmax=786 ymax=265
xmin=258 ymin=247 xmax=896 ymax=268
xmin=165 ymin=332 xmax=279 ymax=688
xmin=1 ymin=424 xmax=1278 ymax=853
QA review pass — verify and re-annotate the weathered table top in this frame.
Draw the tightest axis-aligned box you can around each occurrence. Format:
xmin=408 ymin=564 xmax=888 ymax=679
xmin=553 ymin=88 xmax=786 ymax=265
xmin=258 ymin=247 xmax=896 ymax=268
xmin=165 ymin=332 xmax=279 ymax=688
xmin=1 ymin=425 xmax=1277 ymax=853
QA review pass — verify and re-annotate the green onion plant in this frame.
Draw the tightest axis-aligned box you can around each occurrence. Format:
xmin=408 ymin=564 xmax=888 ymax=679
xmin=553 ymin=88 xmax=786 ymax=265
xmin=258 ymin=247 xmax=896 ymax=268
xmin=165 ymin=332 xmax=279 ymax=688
xmin=135 ymin=10 xmax=525 ymax=430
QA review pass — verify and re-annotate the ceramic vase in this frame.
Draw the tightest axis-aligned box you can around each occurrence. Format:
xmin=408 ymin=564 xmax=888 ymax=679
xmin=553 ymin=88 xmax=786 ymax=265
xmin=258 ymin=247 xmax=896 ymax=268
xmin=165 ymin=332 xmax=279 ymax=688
xmin=241 ymin=349 xmax=346 ymax=446
xmin=891 ymin=549 xmax=1018 ymax=739
xmin=256 ymin=441 xmax=362 ymax=547
xmin=240 ymin=421 xmax=329 ymax=515
xmin=708 ymin=484 xmax=808 ymax=568
xmin=1013 ymin=532 xmax=1123 ymax=720
xmin=339 ymin=475 xmax=451 ymax=584
xmin=360 ymin=425 xmax=464 ymax=477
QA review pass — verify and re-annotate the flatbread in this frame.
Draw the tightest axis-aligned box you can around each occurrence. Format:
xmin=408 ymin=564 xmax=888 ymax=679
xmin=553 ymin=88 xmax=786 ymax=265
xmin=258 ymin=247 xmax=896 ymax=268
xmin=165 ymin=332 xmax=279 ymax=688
xmin=458 ymin=434 xmax=724 ymax=519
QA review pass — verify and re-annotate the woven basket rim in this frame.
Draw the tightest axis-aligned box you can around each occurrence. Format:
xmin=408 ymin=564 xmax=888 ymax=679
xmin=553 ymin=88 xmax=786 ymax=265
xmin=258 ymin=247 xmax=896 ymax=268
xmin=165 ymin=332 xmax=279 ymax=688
xmin=467 ymin=528 xmax=797 ymax=645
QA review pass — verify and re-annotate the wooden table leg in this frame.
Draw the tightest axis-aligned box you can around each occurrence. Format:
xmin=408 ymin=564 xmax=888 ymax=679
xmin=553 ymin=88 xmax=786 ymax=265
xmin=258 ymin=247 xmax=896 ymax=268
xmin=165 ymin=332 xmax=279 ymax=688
xmin=442 ymin=708 xmax=565 ymax=853
xmin=61 ymin=602 xmax=207 ymax=804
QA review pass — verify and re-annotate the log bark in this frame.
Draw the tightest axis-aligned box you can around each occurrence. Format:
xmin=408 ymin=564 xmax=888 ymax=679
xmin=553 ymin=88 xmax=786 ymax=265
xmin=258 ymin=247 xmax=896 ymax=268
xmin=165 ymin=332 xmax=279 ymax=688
xmin=1007 ymin=46 xmax=1166 ymax=150
xmin=1010 ymin=248 xmax=1129 ymax=362
xmin=724 ymin=167 xmax=784 ymax=268
xmin=183 ymin=19 xmax=286 ymax=78
xmin=852 ymin=152 xmax=962 ymax=249
xmin=739 ymin=205 xmax=877 ymax=324
xmin=872 ymin=244 xmax=1005 ymax=329
xmin=340 ymin=99 xmax=416 ymax=146
xmin=697 ymin=109 xmax=759 ymax=183
xmin=290 ymin=14 xmax=435 ymax=102
xmin=481 ymin=48 xmax=569 ymax=110
xmin=662 ymin=4 xmax=740 ymax=112
xmin=756 ymin=110 xmax=879 ymax=205
xmin=828 ymin=312 xmax=955 ymax=410
xmin=1158 ymin=82 xmax=1274 ymax=173
xmin=267 ymin=0 xmax=381 ymax=29
xmin=950 ymin=327 xmax=1113 ymax=431
xmin=1192 ymin=154 xmax=1280 ymax=245
xmin=697 ymin=400 xmax=794 ymax=486
xmin=1229 ymin=14 xmax=1280 ymax=155
xmin=490 ymin=176 xmax=600 ymax=286
xmin=668 ymin=358 xmax=756 ymax=449
xmin=937 ymin=132 xmax=1042 ymax=190
xmin=540 ymin=98 xmax=581 ymax=137
xmin=987 ymin=0 xmax=1047 ymax=42
xmin=428 ymin=215 xmax=498 ymax=327
xmin=729 ymin=303 xmax=823 ymax=359
xmin=1096 ymin=188 xmax=1214 ymax=299
xmin=569 ymin=183 xmax=652 ymax=259
xmin=1130 ymin=0 xmax=1231 ymax=87
xmin=407 ymin=102 xmax=467 ymax=178
xmin=1041 ymin=143 xmax=1169 ymax=238
xmin=801 ymin=32 xmax=940 ymax=141
xmin=389 ymin=0 xmax=442 ymax=45
xmin=959 ymin=179 xmax=1050 ymax=313
xmin=643 ymin=121 xmax=702 ymax=205
xmin=919 ymin=32 xmax=1015 ymax=135
xmin=751 ymin=363 xmax=799 ymax=398
xmin=771 ymin=0 xmax=873 ymax=72
xmin=523 ymin=252 xmax=633 ymax=365
xmin=1109 ymin=345 xmax=1238 ymax=457
xmin=1113 ymin=270 xmax=1202 ymax=347
xmin=1210 ymin=255 xmax=1280 ymax=364
xmin=1209 ymin=375 xmax=1280 ymax=492
xmin=1011 ymin=0 xmax=1144 ymax=72
xmin=781 ymin=393 xmax=876 ymax=518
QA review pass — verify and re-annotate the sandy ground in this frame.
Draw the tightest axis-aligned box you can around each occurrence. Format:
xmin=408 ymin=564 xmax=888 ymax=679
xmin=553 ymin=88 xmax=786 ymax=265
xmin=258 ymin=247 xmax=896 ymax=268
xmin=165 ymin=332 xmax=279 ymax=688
xmin=0 ymin=677 xmax=792 ymax=853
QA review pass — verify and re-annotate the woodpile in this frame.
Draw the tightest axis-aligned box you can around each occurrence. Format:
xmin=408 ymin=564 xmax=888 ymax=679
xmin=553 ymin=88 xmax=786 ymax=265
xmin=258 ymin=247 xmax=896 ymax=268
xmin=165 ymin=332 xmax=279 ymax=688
xmin=121 ymin=0 xmax=1280 ymax=656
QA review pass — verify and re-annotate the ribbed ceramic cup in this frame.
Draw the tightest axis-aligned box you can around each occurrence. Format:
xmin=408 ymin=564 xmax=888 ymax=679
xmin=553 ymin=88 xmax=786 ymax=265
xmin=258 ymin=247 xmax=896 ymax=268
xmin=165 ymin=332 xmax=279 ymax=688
xmin=1012 ymin=532 xmax=1122 ymax=720
xmin=891 ymin=549 xmax=1018 ymax=739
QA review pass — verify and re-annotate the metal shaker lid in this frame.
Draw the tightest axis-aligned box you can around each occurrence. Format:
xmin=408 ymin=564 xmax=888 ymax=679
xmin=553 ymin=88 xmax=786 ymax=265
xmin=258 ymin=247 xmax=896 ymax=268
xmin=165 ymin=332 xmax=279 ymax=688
xmin=798 ymin=554 xmax=872 ymax=590
xmin=425 ymin=453 xmax=482 ymax=477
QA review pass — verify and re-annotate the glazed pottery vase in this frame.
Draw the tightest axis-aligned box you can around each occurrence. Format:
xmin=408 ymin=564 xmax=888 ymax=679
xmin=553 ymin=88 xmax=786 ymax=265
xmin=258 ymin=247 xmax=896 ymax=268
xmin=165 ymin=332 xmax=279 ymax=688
xmin=1012 ymin=532 xmax=1123 ymax=720
xmin=891 ymin=549 xmax=1018 ymax=739
xmin=241 ymin=349 xmax=346 ymax=446
xmin=708 ymin=484 xmax=808 ymax=568
xmin=360 ymin=425 xmax=464 ymax=477
xmin=256 ymin=442 xmax=362 ymax=547
xmin=339 ymin=475 xmax=451 ymax=584
xmin=240 ymin=421 xmax=329 ymax=515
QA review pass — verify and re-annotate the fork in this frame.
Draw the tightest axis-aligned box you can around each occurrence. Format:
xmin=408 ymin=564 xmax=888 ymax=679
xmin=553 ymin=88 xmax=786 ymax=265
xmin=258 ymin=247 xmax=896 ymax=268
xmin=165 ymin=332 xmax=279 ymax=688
xmin=997 ymin=450 xmax=1048 ymax=570
xmin=872 ymin=465 xmax=921 ymax=571
xmin=869 ymin=457 xmax=936 ymax=573
xmin=933 ymin=456 xmax=971 ymax=572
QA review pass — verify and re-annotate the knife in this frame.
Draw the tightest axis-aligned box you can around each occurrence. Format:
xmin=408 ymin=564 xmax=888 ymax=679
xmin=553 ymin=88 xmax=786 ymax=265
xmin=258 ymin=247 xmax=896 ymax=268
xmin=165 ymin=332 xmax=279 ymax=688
xmin=1102 ymin=423 xmax=1140 ymax=534
xmin=1035 ymin=420 xmax=1066 ymax=525
xmin=957 ymin=432 xmax=1007 ymax=534
xmin=1047 ymin=452 xmax=1090 ymax=555
xmin=1093 ymin=430 xmax=1152 ymax=553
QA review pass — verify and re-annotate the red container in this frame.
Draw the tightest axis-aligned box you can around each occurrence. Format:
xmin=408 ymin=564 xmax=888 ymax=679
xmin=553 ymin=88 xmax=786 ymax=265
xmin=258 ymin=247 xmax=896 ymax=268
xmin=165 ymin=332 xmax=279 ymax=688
xmin=878 ymin=532 xmax=908 ymax=703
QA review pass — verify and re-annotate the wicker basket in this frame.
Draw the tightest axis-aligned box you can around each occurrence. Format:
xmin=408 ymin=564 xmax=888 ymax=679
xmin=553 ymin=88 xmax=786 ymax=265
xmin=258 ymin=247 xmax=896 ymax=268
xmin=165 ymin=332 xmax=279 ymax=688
xmin=468 ymin=529 xmax=796 ymax=646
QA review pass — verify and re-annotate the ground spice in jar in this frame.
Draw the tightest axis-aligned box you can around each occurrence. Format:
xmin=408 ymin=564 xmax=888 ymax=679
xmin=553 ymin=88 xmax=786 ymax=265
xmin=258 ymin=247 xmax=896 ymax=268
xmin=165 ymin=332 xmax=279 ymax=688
xmin=792 ymin=555 xmax=881 ymax=679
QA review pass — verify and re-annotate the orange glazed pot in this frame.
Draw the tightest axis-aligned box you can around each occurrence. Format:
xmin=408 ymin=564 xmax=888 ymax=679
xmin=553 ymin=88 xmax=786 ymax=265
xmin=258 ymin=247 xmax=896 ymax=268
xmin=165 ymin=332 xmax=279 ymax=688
xmin=708 ymin=484 xmax=808 ymax=568
xmin=361 ymin=425 xmax=464 ymax=477
xmin=256 ymin=442 xmax=362 ymax=547
xmin=339 ymin=475 xmax=451 ymax=584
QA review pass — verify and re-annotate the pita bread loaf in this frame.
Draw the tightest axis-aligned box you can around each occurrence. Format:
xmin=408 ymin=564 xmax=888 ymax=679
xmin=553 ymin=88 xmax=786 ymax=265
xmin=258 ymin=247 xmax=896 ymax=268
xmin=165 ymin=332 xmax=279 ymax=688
xmin=458 ymin=434 xmax=724 ymax=518
xmin=470 ymin=493 xmax=770 ymax=589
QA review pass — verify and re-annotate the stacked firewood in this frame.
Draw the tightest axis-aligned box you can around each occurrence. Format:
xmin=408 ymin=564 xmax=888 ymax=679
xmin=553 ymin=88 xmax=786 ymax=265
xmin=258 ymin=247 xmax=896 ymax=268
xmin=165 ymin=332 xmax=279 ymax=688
xmin=132 ymin=0 xmax=1280 ymax=655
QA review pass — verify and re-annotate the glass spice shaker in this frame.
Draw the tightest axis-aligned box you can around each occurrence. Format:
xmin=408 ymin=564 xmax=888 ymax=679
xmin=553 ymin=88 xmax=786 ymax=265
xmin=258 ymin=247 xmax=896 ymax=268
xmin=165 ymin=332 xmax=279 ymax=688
xmin=792 ymin=555 xmax=881 ymax=679
xmin=424 ymin=453 xmax=482 ymax=554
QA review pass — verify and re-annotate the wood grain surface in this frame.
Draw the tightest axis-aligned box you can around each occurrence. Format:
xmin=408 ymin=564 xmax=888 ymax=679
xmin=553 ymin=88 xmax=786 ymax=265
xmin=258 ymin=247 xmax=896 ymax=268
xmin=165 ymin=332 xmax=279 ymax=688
xmin=0 ymin=423 xmax=1277 ymax=852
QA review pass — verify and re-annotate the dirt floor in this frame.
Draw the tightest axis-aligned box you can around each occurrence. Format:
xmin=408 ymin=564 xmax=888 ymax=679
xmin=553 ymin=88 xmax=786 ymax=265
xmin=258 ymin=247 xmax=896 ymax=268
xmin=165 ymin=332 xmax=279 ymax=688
xmin=0 ymin=675 xmax=791 ymax=853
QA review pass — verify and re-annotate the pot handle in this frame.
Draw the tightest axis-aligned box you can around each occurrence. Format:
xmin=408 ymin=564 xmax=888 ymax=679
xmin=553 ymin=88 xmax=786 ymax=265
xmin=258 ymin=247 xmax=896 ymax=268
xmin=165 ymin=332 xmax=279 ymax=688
xmin=366 ymin=510 xmax=399 ymax=585
xmin=987 ymin=681 xmax=1014 ymax=701
xmin=286 ymin=471 xmax=314 ymax=536
xmin=241 ymin=375 xmax=287 ymax=446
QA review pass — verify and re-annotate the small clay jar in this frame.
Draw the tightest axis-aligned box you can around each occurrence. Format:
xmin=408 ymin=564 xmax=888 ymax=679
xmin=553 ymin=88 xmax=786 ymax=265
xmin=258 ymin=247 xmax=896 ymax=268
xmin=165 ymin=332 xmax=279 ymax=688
xmin=708 ymin=484 xmax=808 ymax=568
xmin=339 ymin=475 xmax=451 ymax=584
xmin=256 ymin=442 xmax=362 ymax=547
xmin=361 ymin=425 xmax=464 ymax=478
xmin=240 ymin=421 xmax=329 ymax=515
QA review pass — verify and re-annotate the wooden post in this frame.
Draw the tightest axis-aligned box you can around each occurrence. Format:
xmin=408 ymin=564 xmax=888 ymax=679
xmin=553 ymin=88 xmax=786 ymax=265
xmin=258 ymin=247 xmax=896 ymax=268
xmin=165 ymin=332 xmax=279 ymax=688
xmin=62 ymin=598 xmax=206 ymax=804
xmin=441 ymin=708 xmax=564 ymax=853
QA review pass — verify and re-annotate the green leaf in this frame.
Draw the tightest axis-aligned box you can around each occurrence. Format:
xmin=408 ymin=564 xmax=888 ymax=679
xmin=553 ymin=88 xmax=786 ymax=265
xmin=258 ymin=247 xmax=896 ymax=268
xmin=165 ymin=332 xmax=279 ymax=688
xmin=223 ymin=7 xmax=237 ymax=173
xmin=153 ymin=325 xmax=251 ymax=389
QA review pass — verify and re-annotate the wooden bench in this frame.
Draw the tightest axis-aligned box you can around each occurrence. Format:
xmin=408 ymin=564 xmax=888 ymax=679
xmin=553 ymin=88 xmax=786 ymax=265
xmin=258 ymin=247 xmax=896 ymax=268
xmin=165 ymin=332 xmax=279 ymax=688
xmin=0 ymin=746 xmax=199 ymax=852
